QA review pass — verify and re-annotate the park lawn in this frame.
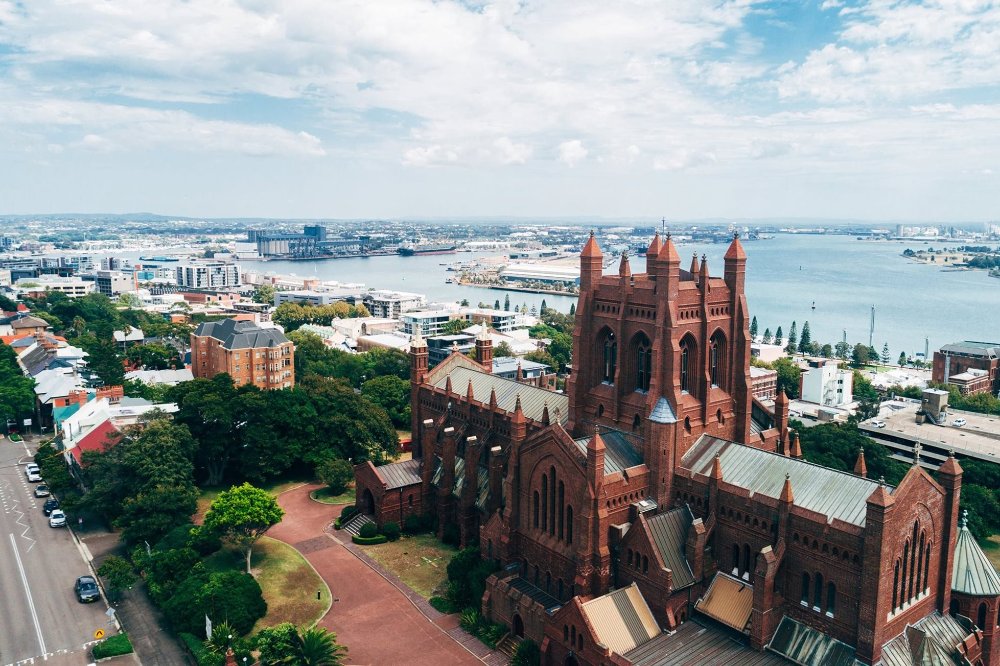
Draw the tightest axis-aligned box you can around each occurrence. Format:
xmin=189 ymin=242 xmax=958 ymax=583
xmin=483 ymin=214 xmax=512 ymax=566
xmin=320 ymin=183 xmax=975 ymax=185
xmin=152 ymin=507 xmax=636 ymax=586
xmin=985 ymin=535 xmax=1000 ymax=572
xmin=363 ymin=533 xmax=457 ymax=599
xmin=200 ymin=537 xmax=329 ymax=631
xmin=311 ymin=485 xmax=356 ymax=505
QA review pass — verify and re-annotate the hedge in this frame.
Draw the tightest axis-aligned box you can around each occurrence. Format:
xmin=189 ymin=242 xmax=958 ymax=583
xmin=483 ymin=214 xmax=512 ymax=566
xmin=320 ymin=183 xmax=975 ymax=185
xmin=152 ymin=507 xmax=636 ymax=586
xmin=9 ymin=433 xmax=22 ymax=442
xmin=179 ymin=632 xmax=224 ymax=666
xmin=382 ymin=521 xmax=401 ymax=541
xmin=352 ymin=534 xmax=388 ymax=545
xmin=429 ymin=596 xmax=458 ymax=614
xmin=92 ymin=633 xmax=134 ymax=659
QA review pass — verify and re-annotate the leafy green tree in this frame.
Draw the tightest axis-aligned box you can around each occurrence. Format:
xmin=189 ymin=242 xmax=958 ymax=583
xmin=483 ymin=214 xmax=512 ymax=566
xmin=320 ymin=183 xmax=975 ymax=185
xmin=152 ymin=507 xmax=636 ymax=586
xmin=503 ymin=294 xmax=510 ymax=311
xmin=117 ymin=293 xmax=143 ymax=308
xmin=786 ymin=321 xmax=797 ymax=354
xmin=852 ymin=371 xmax=880 ymax=421
xmin=253 ymin=284 xmax=275 ymax=305
xmin=294 ymin=626 xmax=348 ymax=666
xmin=163 ymin=570 xmax=266 ymax=636
xmin=317 ymin=458 xmax=354 ymax=495
xmin=491 ymin=341 xmax=513 ymax=358
xmin=774 ymin=326 xmax=783 ymax=346
xmin=898 ymin=351 xmax=907 ymax=366
xmin=835 ymin=339 xmax=851 ymax=360
xmin=749 ymin=316 xmax=758 ymax=341
xmin=168 ymin=374 xmax=239 ymax=485
xmin=524 ymin=349 xmax=559 ymax=373
xmin=762 ymin=328 xmax=772 ymax=344
xmin=78 ymin=335 xmax=126 ymax=386
xmin=255 ymin=623 xmax=300 ymax=665
xmin=494 ymin=299 xmax=500 ymax=310
xmin=540 ymin=299 xmax=547 ymax=313
xmin=961 ymin=485 xmax=1000 ymax=543
xmin=361 ymin=375 xmax=411 ymax=428
xmin=771 ymin=358 xmax=802 ymax=399
xmin=821 ymin=344 xmax=833 ymax=358
xmin=798 ymin=322 xmax=811 ymax=354
xmin=126 ymin=342 xmax=182 ymax=370
xmin=851 ymin=343 xmax=871 ymax=367
xmin=97 ymin=556 xmax=137 ymax=602
xmin=0 ymin=344 xmax=37 ymax=429
xmin=796 ymin=422 xmax=907 ymax=486
xmin=881 ymin=343 xmax=891 ymax=365
xmin=441 ymin=318 xmax=467 ymax=335
xmin=0 ymin=293 xmax=18 ymax=311
xmin=204 ymin=483 xmax=284 ymax=573
xmin=272 ymin=302 xmax=370 ymax=332
xmin=569 ymin=302 xmax=576 ymax=316
xmin=460 ymin=298 xmax=470 ymax=307
xmin=299 ymin=375 xmax=399 ymax=464
xmin=446 ymin=547 xmax=499 ymax=610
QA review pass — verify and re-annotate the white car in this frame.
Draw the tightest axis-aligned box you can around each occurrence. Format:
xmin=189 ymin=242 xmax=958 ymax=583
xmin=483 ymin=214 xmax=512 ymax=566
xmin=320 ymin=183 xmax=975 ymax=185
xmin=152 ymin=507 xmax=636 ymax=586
xmin=870 ymin=420 xmax=886 ymax=428
xmin=952 ymin=418 xmax=967 ymax=427
xmin=49 ymin=510 xmax=67 ymax=528
xmin=25 ymin=464 xmax=42 ymax=482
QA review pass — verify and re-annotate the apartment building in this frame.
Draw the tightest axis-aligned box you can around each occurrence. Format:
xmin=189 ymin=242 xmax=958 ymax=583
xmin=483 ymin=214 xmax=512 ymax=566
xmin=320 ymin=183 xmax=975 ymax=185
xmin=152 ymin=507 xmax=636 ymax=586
xmin=191 ymin=318 xmax=294 ymax=389
xmin=176 ymin=261 xmax=241 ymax=289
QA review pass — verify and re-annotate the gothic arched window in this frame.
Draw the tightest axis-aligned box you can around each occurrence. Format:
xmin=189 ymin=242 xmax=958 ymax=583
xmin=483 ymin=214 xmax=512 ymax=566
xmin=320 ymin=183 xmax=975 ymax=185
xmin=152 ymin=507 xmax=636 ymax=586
xmin=680 ymin=345 xmax=690 ymax=393
xmin=635 ymin=334 xmax=652 ymax=392
xmin=602 ymin=332 xmax=617 ymax=383
xmin=710 ymin=341 xmax=719 ymax=387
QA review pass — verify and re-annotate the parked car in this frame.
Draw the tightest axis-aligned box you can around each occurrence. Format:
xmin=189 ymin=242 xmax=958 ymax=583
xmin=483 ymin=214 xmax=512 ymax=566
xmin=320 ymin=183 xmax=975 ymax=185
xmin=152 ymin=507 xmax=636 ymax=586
xmin=33 ymin=484 xmax=50 ymax=498
xmin=953 ymin=418 xmax=967 ymax=427
xmin=49 ymin=510 xmax=67 ymax=528
xmin=870 ymin=420 xmax=886 ymax=428
xmin=75 ymin=576 xmax=101 ymax=603
xmin=43 ymin=498 xmax=60 ymax=516
xmin=25 ymin=464 xmax=42 ymax=482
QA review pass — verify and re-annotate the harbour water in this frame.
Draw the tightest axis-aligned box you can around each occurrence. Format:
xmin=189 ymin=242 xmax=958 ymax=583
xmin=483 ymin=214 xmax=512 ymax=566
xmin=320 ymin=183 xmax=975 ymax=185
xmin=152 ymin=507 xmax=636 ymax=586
xmin=234 ymin=234 xmax=997 ymax=358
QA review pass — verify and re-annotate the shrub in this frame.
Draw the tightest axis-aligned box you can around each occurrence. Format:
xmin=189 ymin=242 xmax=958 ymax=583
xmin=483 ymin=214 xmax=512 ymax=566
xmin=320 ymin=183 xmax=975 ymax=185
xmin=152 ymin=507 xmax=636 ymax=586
xmin=97 ymin=556 xmax=137 ymax=602
xmin=359 ymin=522 xmax=378 ymax=539
xmin=92 ymin=632 xmax=134 ymax=659
xmin=459 ymin=608 xmax=483 ymax=633
xmin=317 ymin=457 xmax=354 ymax=495
xmin=254 ymin=623 xmax=298 ymax=665
xmin=340 ymin=505 xmax=359 ymax=522
xmin=512 ymin=639 xmax=541 ymax=666
xmin=352 ymin=534 xmax=388 ymax=545
xmin=479 ymin=621 xmax=507 ymax=649
xmin=446 ymin=547 xmax=499 ymax=610
xmin=382 ymin=521 xmax=401 ymax=541
xmin=403 ymin=514 xmax=428 ymax=535
xmin=163 ymin=570 xmax=266 ymax=636
xmin=10 ymin=433 xmax=22 ymax=442
xmin=143 ymin=547 xmax=201 ymax=606
xmin=429 ymin=596 xmax=458 ymax=614
xmin=179 ymin=632 xmax=223 ymax=666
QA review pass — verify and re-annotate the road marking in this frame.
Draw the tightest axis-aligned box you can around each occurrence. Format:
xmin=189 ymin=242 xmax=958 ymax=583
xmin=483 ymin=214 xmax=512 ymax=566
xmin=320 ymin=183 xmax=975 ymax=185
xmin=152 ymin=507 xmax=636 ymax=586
xmin=9 ymin=532 xmax=46 ymax=656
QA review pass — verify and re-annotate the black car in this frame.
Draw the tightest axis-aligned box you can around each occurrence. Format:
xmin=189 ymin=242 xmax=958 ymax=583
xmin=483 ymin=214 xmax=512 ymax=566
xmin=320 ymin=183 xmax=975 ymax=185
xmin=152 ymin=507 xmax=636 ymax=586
xmin=43 ymin=498 xmax=60 ymax=516
xmin=75 ymin=576 xmax=101 ymax=603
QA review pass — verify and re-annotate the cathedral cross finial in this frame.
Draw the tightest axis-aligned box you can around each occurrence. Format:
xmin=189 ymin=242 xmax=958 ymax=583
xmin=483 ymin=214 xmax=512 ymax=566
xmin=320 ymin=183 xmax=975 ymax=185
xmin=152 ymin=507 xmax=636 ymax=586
xmin=960 ymin=509 xmax=969 ymax=529
xmin=913 ymin=442 xmax=922 ymax=465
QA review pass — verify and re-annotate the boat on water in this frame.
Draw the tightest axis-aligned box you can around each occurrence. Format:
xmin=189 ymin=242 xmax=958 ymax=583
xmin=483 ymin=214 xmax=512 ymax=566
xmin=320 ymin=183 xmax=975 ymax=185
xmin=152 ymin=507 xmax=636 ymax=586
xmin=138 ymin=255 xmax=180 ymax=262
xmin=398 ymin=243 xmax=457 ymax=257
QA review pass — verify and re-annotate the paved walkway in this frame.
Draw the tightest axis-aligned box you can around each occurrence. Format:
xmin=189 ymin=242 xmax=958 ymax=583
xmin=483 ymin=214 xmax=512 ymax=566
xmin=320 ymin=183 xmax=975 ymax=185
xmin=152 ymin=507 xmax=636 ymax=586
xmin=268 ymin=485 xmax=499 ymax=666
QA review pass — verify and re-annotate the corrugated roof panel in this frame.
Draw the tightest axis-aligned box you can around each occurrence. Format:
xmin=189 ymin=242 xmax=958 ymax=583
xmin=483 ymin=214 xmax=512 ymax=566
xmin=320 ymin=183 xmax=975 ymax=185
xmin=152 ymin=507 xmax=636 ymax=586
xmin=694 ymin=573 xmax=753 ymax=633
xmin=581 ymin=584 xmax=660 ymax=655
xmin=880 ymin=612 xmax=969 ymax=666
xmin=625 ymin=620 xmax=788 ymax=666
xmin=952 ymin=523 xmax=1000 ymax=596
xmin=646 ymin=506 xmax=696 ymax=589
xmin=682 ymin=436 xmax=884 ymax=527
xmin=430 ymin=365 xmax=568 ymax=425
xmin=767 ymin=616 xmax=860 ymax=666
xmin=507 ymin=576 xmax=562 ymax=613
xmin=573 ymin=429 xmax=644 ymax=476
xmin=375 ymin=459 xmax=422 ymax=490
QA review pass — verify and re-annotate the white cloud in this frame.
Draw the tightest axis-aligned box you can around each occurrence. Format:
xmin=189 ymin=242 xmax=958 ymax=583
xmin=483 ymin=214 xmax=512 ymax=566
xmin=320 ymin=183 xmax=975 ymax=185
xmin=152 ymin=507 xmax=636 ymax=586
xmin=558 ymin=140 xmax=588 ymax=167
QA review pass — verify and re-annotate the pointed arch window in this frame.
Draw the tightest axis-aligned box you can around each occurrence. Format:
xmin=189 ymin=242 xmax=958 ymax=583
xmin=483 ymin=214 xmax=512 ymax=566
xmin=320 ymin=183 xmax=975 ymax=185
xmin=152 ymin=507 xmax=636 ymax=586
xmin=826 ymin=583 xmax=836 ymax=616
xmin=636 ymin=337 xmax=652 ymax=392
xmin=813 ymin=572 xmax=824 ymax=609
xmin=603 ymin=332 xmax=617 ymax=383
xmin=566 ymin=506 xmax=573 ymax=544
xmin=680 ymin=345 xmax=690 ymax=393
xmin=710 ymin=341 xmax=719 ymax=387
xmin=801 ymin=573 xmax=810 ymax=605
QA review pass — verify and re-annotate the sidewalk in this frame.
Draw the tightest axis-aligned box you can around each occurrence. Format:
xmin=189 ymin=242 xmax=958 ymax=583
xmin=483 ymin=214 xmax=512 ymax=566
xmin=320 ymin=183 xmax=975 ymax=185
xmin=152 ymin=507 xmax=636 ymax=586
xmin=81 ymin=528 xmax=192 ymax=665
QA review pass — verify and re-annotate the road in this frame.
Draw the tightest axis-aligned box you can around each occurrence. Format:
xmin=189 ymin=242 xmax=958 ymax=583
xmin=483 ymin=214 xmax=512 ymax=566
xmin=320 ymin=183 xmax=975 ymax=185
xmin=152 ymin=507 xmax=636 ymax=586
xmin=0 ymin=434 xmax=112 ymax=665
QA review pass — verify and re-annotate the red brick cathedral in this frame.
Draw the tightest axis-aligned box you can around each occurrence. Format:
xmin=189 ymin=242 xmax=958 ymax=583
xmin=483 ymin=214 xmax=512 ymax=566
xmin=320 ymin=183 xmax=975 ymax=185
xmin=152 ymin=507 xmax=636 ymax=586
xmin=354 ymin=233 xmax=1000 ymax=666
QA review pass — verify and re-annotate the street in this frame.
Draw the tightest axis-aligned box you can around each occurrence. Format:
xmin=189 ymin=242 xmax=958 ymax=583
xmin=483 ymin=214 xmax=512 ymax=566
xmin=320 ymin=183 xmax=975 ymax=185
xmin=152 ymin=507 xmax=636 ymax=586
xmin=0 ymin=434 xmax=112 ymax=665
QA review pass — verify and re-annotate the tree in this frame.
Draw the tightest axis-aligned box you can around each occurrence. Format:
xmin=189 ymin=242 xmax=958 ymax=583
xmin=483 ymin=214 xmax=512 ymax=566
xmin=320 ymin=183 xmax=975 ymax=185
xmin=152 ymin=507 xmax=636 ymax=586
xmin=117 ymin=292 xmax=143 ymax=308
xmin=0 ymin=345 xmax=37 ymax=429
xmin=441 ymin=318 xmax=467 ymax=335
xmin=881 ymin=343 xmax=891 ymax=365
xmin=360 ymin=375 xmax=411 ymax=428
xmin=835 ymin=339 xmax=851 ymax=360
xmin=774 ymin=326 xmax=783 ymax=346
xmin=253 ymin=284 xmax=275 ymax=305
xmin=851 ymin=343 xmax=871 ymax=367
xmin=569 ymin=303 xmax=576 ymax=316
xmin=255 ymin=623 xmax=300 ymax=665
xmin=126 ymin=342 xmax=182 ymax=370
xmin=294 ymin=627 xmax=348 ymax=666
xmin=162 ymin=570 xmax=266 ymax=636
xmin=317 ymin=458 xmax=354 ymax=495
xmin=786 ymin=321 xmax=797 ymax=354
xmin=460 ymin=298 xmax=469 ymax=307
xmin=494 ymin=341 xmax=515 ymax=358
xmin=821 ymin=344 xmax=833 ymax=358
xmin=762 ymin=328 xmax=772 ymax=344
xmin=796 ymin=422 xmax=907 ymax=486
xmin=503 ymin=294 xmax=510 ymax=311
xmin=540 ymin=299 xmax=548 ymax=313
xmin=167 ymin=375 xmax=239 ymax=486
xmin=97 ymin=556 xmax=137 ymax=602
xmin=749 ymin=316 xmax=758 ymax=341
xmin=771 ymin=358 xmax=802 ymax=398
xmin=204 ymin=483 xmax=284 ymax=574
xmin=852 ymin=371 xmax=880 ymax=421
xmin=798 ymin=321 xmax=811 ymax=354
xmin=898 ymin=351 xmax=907 ymax=366
xmin=961 ymin=484 xmax=1000 ymax=543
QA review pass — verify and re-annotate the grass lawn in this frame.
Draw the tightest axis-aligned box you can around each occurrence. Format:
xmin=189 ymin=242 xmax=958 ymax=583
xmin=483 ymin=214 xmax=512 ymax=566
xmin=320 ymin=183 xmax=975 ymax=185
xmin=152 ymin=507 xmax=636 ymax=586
xmin=985 ymin=535 xmax=1000 ymax=572
xmin=362 ymin=533 xmax=457 ymax=599
xmin=200 ymin=536 xmax=329 ymax=630
xmin=311 ymin=486 xmax=356 ymax=505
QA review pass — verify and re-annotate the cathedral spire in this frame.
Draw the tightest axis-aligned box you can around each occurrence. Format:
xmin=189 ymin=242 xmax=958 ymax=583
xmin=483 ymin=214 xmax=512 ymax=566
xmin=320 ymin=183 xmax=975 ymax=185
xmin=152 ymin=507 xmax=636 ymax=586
xmin=581 ymin=230 xmax=602 ymax=258
xmin=646 ymin=232 xmax=661 ymax=260
xmin=541 ymin=401 xmax=550 ymax=426
xmin=780 ymin=473 xmax=794 ymax=504
xmin=854 ymin=447 xmax=868 ymax=478
xmin=690 ymin=252 xmax=699 ymax=277
xmin=618 ymin=250 xmax=631 ymax=278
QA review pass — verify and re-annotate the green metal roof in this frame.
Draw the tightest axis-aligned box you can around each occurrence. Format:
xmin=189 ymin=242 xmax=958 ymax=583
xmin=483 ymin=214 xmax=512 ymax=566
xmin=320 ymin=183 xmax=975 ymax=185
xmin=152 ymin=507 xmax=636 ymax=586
xmin=646 ymin=506 xmax=696 ymax=589
xmin=880 ymin=612 xmax=970 ymax=666
xmin=952 ymin=517 xmax=1000 ymax=597
xmin=375 ymin=459 xmax=422 ymax=490
xmin=767 ymin=616 xmax=861 ymax=666
xmin=430 ymin=365 xmax=568 ymax=425
xmin=682 ymin=435 xmax=885 ymax=527
xmin=573 ymin=429 xmax=644 ymax=475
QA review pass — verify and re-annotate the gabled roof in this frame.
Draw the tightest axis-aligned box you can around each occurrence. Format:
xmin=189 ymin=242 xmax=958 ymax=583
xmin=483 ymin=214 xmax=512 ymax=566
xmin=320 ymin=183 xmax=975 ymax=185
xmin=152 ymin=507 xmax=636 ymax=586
xmin=625 ymin=619 xmax=786 ymax=666
xmin=880 ymin=612 xmax=971 ymax=666
xmin=939 ymin=341 xmax=999 ymax=358
xmin=694 ymin=573 xmax=753 ymax=633
xmin=11 ymin=315 xmax=50 ymax=329
xmin=952 ymin=517 xmax=1000 ymax=596
xmin=374 ymin=459 xmax=422 ymax=490
xmin=768 ymin=616 xmax=860 ymax=666
xmin=428 ymin=364 xmax=568 ymax=425
xmin=69 ymin=419 xmax=119 ymax=464
xmin=682 ymin=435 xmax=885 ymax=527
xmin=573 ymin=429 xmax=643 ymax=475
xmin=193 ymin=318 xmax=289 ymax=350
xmin=580 ymin=583 xmax=660 ymax=655
xmin=645 ymin=506 xmax=696 ymax=589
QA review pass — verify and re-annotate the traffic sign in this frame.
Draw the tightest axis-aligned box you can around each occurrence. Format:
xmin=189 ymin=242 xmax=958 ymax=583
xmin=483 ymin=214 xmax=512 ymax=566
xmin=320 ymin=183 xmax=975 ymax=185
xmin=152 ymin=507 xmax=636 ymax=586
xmin=94 ymin=628 xmax=106 ymax=640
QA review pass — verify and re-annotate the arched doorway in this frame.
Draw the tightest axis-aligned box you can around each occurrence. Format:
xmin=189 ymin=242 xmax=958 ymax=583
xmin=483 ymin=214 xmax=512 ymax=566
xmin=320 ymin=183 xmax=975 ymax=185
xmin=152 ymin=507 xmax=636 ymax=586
xmin=512 ymin=614 xmax=524 ymax=638
xmin=362 ymin=489 xmax=375 ymax=515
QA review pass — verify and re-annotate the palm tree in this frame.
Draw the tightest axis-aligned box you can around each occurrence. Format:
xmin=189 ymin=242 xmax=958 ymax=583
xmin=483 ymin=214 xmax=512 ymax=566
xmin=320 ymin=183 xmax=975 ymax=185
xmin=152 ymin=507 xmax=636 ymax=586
xmin=294 ymin=627 xmax=347 ymax=666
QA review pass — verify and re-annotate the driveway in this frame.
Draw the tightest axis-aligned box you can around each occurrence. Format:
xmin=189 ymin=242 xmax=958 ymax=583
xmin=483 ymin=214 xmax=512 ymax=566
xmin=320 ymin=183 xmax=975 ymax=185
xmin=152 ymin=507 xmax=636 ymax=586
xmin=268 ymin=485 xmax=481 ymax=666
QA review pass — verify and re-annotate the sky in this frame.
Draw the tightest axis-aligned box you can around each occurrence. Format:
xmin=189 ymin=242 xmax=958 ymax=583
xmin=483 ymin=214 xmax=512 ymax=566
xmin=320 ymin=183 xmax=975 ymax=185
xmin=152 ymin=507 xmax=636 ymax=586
xmin=0 ymin=0 xmax=998 ymax=221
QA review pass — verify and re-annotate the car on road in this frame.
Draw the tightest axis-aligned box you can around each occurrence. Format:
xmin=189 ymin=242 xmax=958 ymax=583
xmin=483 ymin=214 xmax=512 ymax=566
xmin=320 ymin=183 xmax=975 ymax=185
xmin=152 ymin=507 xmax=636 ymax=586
xmin=43 ymin=498 xmax=60 ymax=515
xmin=870 ymin=420 xmax=886 ymax=428
xmin=953 ymin=418 xmax=967 ymax=427
xmin=33 ymin=484 xmax=50 ymax=498
xmin=25 ymin=463 xmax=42 ymax=482
xmin=75 ymin=576 xmax=101 ymax=603
xmin=49 ymin=510 xmax=66 ymax=528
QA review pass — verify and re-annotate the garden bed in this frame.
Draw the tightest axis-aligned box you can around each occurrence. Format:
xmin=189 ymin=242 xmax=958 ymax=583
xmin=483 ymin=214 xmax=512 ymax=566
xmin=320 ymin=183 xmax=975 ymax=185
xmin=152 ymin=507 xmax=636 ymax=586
xmin=310 ymin=486 xmax=356 ymax=505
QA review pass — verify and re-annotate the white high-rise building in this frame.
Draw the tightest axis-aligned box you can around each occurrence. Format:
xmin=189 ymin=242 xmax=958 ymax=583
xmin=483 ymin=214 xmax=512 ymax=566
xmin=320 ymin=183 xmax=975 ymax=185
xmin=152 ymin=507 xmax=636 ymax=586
xmin=176 ymin=261 xmax=241 ymax=289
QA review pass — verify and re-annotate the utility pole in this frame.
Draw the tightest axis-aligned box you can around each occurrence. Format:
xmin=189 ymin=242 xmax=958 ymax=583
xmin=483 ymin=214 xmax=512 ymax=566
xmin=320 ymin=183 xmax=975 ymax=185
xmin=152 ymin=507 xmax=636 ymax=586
xmin=869 ymin=305 xmax=875 ymax=348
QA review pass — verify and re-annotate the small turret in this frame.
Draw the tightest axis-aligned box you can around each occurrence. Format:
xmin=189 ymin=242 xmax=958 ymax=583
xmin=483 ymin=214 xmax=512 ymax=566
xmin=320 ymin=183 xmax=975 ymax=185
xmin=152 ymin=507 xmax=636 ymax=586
xmin=690 ymin=252 xmax=699 ymax=279
xmin=618 ymin=250 xmax=631 ymax=278
xmin=580 ymin=230 xmax=603 ymax=292
xmin=854 ymin=447 xmax=868 ymax=478
xmin=780 ymin=473 xmax=794 ymax=504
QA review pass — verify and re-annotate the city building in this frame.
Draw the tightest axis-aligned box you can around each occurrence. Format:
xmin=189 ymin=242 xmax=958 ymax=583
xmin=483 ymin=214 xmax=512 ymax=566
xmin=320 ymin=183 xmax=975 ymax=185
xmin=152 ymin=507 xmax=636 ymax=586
xmin=500 ymin=262 xmax=581 ymax=286
xmin=273 ymin=290 xmax=349 ymax=307
xmin=175 ymin=261 xmax=241 ymax=289
xmin=356 ymin=332 xmax=412 ymax=353
xmin=751 ymin=342 xmax=786 ymax=363
xmin=462 ymin=308 xmax=518 ymax=333
xmin=401 ymin=309 xmax=459 ymax=337
xmin=95 ymin=270 xmax=135 ymax=297
xmin=16 ymin=275 xmax=94 ymax=298
xmin=751 ymin=365 xmax=778 ymax=401
xmin=191 ymin=318 xmax=294 ymax=389
xmin=363 ymin=289 xmax=427 ymax=318
xmin=353 ymin=233 xmax=997 ymax=666
xmin=799 ymin=359 xmax=854 ymax=408
xmin=426 ymin=333 xmax=474 ymax=365
xmin=934 ymin=341 xmax=1000 ymax=396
